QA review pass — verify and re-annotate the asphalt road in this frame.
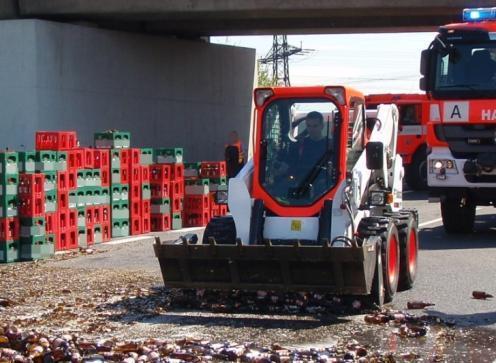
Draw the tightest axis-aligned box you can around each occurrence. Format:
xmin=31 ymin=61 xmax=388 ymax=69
xmin=51 ymin=191 xmax=496 ymax=330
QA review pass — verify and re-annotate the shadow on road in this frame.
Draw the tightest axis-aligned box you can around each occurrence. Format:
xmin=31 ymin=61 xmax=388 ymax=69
xmin=420 ymin=214 xmax=496 ymax=250
xmin=428 ymin=310 xmax=496 ymax=327
xmin=402 ymin=190 xmax=428 ymax=201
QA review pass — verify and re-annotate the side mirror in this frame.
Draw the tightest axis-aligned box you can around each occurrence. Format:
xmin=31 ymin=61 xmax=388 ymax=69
xmin=366 ymin=142 xmax=384 ymax=170
xmin=419 ymin=77 xmax=427 ymax=91
xmin=420 ymin=49 xmax=430 ymax=76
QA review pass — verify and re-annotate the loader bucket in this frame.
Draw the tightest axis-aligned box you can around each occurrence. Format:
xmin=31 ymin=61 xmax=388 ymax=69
xmin=154 ymin=238 xmax=378 ymax=295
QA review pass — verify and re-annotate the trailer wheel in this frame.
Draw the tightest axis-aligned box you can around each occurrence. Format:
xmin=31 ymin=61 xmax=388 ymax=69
xmin=202 ymin=216 xmax=237 ymax=244
xmin=382 ymin=222 xmax=400 ymax=302
xmin=440 ymin=197 xmax=475 ymax=234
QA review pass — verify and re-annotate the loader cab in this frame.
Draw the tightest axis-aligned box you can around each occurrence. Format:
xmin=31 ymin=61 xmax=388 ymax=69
xmin=252 ymin=86 xmax=365 ymax=217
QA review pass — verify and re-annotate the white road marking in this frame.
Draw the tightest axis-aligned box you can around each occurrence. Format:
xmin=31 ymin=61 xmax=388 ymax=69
xmin=418 ymin=207 xmax=489 ymax=229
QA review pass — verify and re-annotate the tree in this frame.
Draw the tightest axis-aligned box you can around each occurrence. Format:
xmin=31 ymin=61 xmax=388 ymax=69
xmin=257 ymin=61 xmax=277 ymax=87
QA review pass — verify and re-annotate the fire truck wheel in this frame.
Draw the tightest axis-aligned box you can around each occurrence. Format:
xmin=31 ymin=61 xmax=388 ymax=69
xmin=405 ymin=151 xmax=427 ymax=190
xmin=202 ymin=216 xmax=237 ymax=244
xmin=441 ymin=197 xmax=476 ymax=234
xmin=382 ymin=221 xmax=400 ymax=303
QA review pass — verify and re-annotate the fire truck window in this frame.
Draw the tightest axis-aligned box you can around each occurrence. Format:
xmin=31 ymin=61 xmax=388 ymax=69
xmin=399 ymin=105 xmax=419 ymax=126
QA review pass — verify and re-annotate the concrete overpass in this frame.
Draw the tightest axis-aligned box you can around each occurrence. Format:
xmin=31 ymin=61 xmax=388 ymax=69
xmin=1 ymin=0 xmax=496 ymax=36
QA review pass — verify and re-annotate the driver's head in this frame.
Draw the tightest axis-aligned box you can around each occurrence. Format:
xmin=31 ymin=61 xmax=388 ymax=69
xmin=306 ymin=111 xmax=324 ymax=141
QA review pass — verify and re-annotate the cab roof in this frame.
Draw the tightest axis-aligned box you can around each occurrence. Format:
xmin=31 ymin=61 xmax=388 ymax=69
xmin=259 ymin=86 xmax=364 ymax=106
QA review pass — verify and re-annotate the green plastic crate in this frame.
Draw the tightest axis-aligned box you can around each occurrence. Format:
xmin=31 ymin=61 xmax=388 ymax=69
xmin=94 ymin=224 xmax=103 ymax=244
xmin=172 ymin=212 xmax=182 ymax=230
xmin=111 ymin=168 xmax=121 ymax=184
xmin=209 ymin=177 xmax=228 ymax=192
xmin=78 ymin=227 xmax=87 ymax=248
xmin=20 ymin=236 xmax=54 ymax=261
xmin=43 ymin=171 xmax=57 ymax=192
xmin=184 ymin=162 xmax=202 ymax=178
xmin=77 ymin=208 xmax=86 ymax=228
xmin=185 ymin=178 xmax=210 ymax=195
xmin=56 ymin=151 xmax=68 ymax=171
xmin=112 ymin=201 xmax=129 ymax=219
xmin=151 ymin=198 xmax=170 ymax=214
xmin=0 ymin=241 xmax=19 ymax=263
xmin=77 ymin=170 xmax=86 ymax=188
xmin=101 ymin=187 xmax=110 ymax=205
xmin=35 ymin=151 xmax=56 ymax=172
xmin=76 ymin=189 xmax=86 ymax=207
xmin=0 ymin=194 xmax=18 ymax=218
xmin=20 ymin=217 xmax=46 ymax=237
xmin=142 ymin=183 xmax=151 ymax=200
xmin=110 ymin=149 xmax=121 ymax=168
xmin=0 ymin=174 xmax=18 ymax=196
xmin=45 ymin=191 xmax=57 ymax=212
xmin=0 ymin=152 xmax=19 ymax=175
xmin=19 ymin=151 xmax=36 ymax=173
xmin=94 ymin=131 xmax=131 ymax=149
xmin=111 ymin=184 xmax=128 ymax=202
xmin=140 ymin=148 xmax=153 ymax=165
xmin=112 ymin=219 xmax=130 ymax=238
xmin=154 ymin=148 xmax=183 ymax=164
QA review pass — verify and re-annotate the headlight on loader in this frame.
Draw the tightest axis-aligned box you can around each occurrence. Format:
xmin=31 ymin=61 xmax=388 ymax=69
xmin=369 ymin=191 xmax=386 ymax=206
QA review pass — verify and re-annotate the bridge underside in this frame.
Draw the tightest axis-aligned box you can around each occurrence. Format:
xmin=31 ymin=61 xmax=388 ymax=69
xmin=2 ymin=0 xmax=496 ymax=36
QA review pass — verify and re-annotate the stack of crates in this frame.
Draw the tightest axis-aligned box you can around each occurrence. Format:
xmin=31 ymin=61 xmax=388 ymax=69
xmin=35 ymin=131 xmax=79 ymax=251
xmin=18 ymin=173 xmax=54 ymax=259
xmin=0 ymin=151 xmax=20 ymax=262
xmin=183 ymin=161 xmax=228 ymax=227
xmin=95 ymin=131 xmax=131 ymax=238
xmin=128 ymin=148 xmax=151 ymax=235
xmin=151 ymin=148 xmax=184 ymax=231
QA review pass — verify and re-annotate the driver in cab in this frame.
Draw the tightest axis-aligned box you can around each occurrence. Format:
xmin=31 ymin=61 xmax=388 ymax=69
xmin=274 ymin=111 xmax=332 ymax=186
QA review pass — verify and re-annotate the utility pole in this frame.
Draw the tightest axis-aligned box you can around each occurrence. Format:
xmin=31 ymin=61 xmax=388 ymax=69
xmin=259 ymin=35 xmax=312 ymax=86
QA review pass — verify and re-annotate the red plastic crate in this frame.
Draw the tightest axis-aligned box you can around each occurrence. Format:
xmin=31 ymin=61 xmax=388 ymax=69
xmin=93 ymin=149 xmax=110 ymax=169
xmin=83 ymin=148 xmax=94 ymax=169
xmin=131 ymin=200 xmax=141 ymax=218
xmin=142 ymin=215 xmax=150 ymax=234
xmin=150 ymin=164 xmax=171 ymax=183
xmin=56 ymin=228 xmax=77 ymax=250
xmin=102 ymin=205 xmax=110 ymax=224
xmin=68 ymin=170 xmax=77 ymax=190
xmin=141 ymin=200 xmax=150 ymax=216
xmin=210 ymin=204 xmax=221 ymax=217
xmin=35 ymin=131 xmax=77 ymax=151
xmin=57 ymin=191 xmax=69 ymax=210
xmin=130 ymin=183 xmax=141 ymax=201
xmin=120 ymin=168 xmax=129 ymax=184
xmin=220 ymin=205 xmax=228 ymax=216
xmin=172 ymin=196 xmax=183 ymax=213
xmin=141 ymin=166 xmax=150 ymax=183
xmin=171 ymin=180 xmax=184 ymax=198
xmin=57 ymin=171 xmax=68 ymax=192
xmin=0 ymin=218 xmax=19 ymax=241
xmin=151 ymin=214 xmax=171 ymax=232
xmin=184 ymin=195 xmax=209 ymax=211
xmin=18 ymin=173 xmax=44 ymax=197
xmin=184 ymin=211 xmax=210 ymax=227
xmin=100 ymin=169 xmax=110 ymax=187
xmin=86 ymin=227 xmax=94 ymax=246
xmin=200 ymin=161 xmax=227 ymax=178
xmin=85 ymin=207 xmax=95 ymax=227
xmin=130 ymin=148 xmax=140 ymax=166
xmin=19 ymin=197 xmax=45 ymax=217
xmin=166 ymin=163 xmax=184 ymax=181
xmin=102 ymin=222 xmax=111 ymax=242
xmin=130 ymin=165 xmax=141 ymax=185
xmin=131 ymin=216 xmax=142 ymax=235
xmin=94 ymin=206 xmax=102 ymax=225
xmin=45 ymin=212 xmax=58 ymax=234
xmin=68 ymin=149 xmax=84 ymax=170
xmin=151 ymin=183 xmax=170 ymax=199
xmin=120 ymin=149 xmax=130 ymax=167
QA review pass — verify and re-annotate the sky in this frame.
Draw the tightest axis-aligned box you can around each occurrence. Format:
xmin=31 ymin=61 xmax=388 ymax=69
xmin=212 ymin=33 xmax=436 ymax=95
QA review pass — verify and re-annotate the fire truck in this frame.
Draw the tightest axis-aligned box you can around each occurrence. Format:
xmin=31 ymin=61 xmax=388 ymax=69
xmin=366 ymin=94 xmax=429 ymax=190
xmin=421 ymin=7 xmax=496 ymax=233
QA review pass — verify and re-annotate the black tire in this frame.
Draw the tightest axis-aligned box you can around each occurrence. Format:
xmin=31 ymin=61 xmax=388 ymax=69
xmin=362 ymin=238 xmax=385 ymax=309
xmin=202 ymin=216 xmax=237 ymax=244
xmin=387 ymin=210 xmax=418 ymax=291
xmin=440 ymin=196 xmax=475 ymax=234
xmin=405 ymin=148 xmax=427 ymax=190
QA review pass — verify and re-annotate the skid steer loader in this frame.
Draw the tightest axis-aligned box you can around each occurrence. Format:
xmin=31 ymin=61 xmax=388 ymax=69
xmin=154 ymin=86 xmax=419 ymax=305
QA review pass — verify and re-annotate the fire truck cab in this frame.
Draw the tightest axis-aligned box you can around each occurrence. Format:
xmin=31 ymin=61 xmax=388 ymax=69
xmin=366 ymin=94 xmax=429 ymax=190
xmin=420 ymin=7 xmax=496 ymax=233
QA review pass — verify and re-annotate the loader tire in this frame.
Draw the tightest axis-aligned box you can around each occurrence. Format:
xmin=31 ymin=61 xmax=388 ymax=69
xmin=440 ymin=196 xmax=475 ymax=234
xmin=202 ymin=216 xmax=237 ymax=245
xmin=385 ymin=210 xmax=418 ymax=291
xmin=357 ymin=217 xmax=400 ymax=303
xmin=362 ymin=238 xmax=385 ymax=309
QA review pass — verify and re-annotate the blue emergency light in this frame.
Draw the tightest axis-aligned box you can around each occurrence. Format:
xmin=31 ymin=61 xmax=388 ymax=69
xmin=463 ymin=7 xmax=496 ymax=22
